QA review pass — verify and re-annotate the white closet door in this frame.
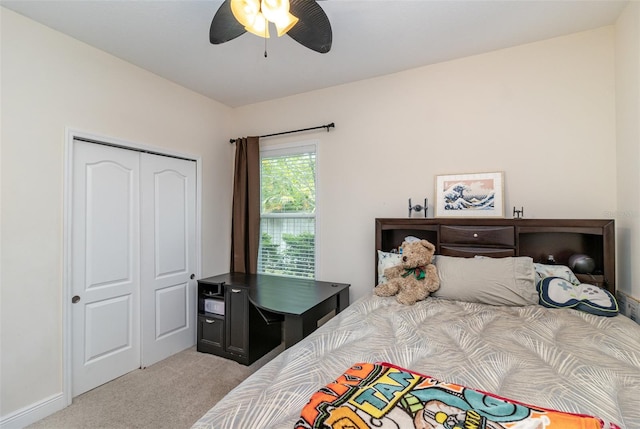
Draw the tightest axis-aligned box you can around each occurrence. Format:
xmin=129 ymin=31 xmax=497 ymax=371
xmin=140 ymin=153 xmax=197 ymax=367
xmin=72 ymin=141 xmax=141 ymax=396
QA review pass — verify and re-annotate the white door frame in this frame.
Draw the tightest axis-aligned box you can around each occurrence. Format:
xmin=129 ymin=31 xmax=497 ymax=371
xmin=62 ymin=128 xmax=202 ymax=405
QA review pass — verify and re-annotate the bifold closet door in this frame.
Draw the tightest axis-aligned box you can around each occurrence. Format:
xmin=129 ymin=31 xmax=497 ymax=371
xmin=140 ymin=153 xmax=197 ymax=367
xmin=72 ymin=142 xmax=141 ymax=396
xmin=72 ymin=141 xmax=197 ymax=395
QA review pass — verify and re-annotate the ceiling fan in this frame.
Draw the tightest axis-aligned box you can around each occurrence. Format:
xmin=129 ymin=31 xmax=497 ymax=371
xmin=209 ymin=0 xmax=332 ymax=54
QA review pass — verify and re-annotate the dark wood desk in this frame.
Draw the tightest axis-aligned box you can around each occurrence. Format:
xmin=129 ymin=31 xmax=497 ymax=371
xmin=198 ymin=273 xmax=350 ymax=359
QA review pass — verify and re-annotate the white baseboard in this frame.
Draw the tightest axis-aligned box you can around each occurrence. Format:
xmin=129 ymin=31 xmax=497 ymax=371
xmin=0 ymin=393 xmax=66 ymax=429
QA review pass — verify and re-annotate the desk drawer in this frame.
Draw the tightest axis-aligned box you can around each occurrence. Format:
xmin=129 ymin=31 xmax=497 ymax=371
xmin=440 ymin=225 xmax=514 ymax=246
xmin=198 ymin=315 xmax=224 ymax=349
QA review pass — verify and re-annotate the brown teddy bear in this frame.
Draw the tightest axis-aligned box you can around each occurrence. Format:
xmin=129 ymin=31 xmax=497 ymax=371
xmin=374 ymin=239 xmax=440 ymax=305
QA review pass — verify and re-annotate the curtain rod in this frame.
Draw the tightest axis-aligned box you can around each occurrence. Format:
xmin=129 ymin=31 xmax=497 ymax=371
xmin=229 ymin=122 xmax=335 ymax=144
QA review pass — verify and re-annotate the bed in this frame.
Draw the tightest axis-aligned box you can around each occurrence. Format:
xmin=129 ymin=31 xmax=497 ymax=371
xmin=192 ymin=219 xmax=640 ymax=429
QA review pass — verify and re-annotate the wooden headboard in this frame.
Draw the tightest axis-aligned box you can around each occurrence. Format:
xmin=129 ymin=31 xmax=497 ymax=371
xmin=375 ymin=218 xmax=615 ymax=294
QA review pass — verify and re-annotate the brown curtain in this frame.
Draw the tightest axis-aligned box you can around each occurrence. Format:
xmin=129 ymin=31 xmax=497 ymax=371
xmin=230 ymin=136 xmax=260 ymax=273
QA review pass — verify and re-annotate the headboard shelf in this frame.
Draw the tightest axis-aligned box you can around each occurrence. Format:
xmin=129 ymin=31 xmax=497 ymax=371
xmin=375 ymin=218 xmax=615 ymax=294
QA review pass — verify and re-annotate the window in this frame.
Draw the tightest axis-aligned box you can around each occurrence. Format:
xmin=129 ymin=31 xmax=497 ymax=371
xmin=258 ymin=142 xmax=317 ymax=279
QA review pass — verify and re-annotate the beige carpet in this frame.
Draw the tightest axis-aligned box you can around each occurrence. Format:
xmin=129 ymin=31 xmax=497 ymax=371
xmin=27 ymin=344 xmax=284 ymax=429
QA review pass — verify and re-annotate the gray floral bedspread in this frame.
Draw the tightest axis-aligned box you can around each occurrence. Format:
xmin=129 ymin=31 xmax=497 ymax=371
xmin=191 ymin=295 xmax=640 ymax=429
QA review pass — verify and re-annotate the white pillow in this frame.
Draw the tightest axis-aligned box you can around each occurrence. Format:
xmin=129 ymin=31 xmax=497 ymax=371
xmin=377 ymin=250 xmax=402 ymax=284
xmin=433 ymin=255 xmax=537 ymax=306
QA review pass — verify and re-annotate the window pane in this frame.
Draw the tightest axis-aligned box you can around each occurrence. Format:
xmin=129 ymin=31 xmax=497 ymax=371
xmin=258 ymin=215 xmax=315 ymax=278
xmin=259 ymin=146 xmax=316 ymax=279
xmin=261 ymin=152 xmax=315 ymax=214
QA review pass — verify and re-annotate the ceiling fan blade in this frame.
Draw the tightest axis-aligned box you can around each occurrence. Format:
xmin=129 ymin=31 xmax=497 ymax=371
xmin=210 ymin=0 xmax=246 ymax=44
xmin=287 ymin=0 xmax=332 ymax=53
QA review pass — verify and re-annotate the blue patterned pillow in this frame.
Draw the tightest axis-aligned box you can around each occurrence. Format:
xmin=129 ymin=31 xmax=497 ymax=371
xmin=377 ymin=250 xmax=402 ymax=284
xmin=534 ymin=263 xmax=580 ymax=286
xmin=537 ymin=277 xmax=618 ymax=317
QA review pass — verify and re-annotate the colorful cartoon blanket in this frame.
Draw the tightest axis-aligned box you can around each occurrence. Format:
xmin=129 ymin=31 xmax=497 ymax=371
xmin=296 ymin=362 xmax=620 ymax=429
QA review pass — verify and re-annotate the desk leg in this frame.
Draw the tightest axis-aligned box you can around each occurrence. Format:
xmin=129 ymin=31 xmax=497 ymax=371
xmin=337 ymin=288 xmax=349 ymax=313
xmin=283 ymin=296 xmax=337 ymax=348
xmin=283 ymin=314 xmax=314 ymax=348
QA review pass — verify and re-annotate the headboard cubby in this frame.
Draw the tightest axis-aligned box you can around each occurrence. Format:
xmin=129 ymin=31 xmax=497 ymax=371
xmin=375 ymin=218 xmax=615 ymax=294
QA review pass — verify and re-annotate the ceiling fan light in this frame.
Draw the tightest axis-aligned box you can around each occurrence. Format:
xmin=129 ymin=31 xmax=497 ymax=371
xmin=274 ymin=13 xmax=299 ymax=37
xmin=261 ymin=0 xmax=288 ymax=21
xmin=261 ymin=0 xmax=298 ymax=36
xmin=244 ymin=13 xmax=270 ymax=38
xmin=230 ymin=0 xmax=260 ymax=28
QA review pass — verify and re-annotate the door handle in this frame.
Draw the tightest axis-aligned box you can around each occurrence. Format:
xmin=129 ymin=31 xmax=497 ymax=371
xmin=72 ymin=295 xmax=81 ymax=304
xmin=231 ymin=288 xmax=241 ymax=293
xmin=190 ymin=273 xmax=195 ymax=280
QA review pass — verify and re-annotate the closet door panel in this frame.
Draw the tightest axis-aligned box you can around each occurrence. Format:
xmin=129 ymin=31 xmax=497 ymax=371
xmin=72 ymin=141 xmax=141 ymax=396
xmin=140 ymin=153 xmax=197 ymax=367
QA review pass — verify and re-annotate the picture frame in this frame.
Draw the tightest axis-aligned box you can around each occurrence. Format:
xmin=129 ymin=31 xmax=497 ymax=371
xmin=435 ymin=171 xmax=504 ymax=218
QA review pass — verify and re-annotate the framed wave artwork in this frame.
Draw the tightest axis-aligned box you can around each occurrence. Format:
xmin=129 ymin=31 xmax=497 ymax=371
xmin=435 ymin=171 xmax=504 ymax=218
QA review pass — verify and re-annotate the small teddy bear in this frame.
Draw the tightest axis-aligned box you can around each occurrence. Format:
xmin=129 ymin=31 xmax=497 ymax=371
xmin=374 ymin=239 xmax=440 ymax=305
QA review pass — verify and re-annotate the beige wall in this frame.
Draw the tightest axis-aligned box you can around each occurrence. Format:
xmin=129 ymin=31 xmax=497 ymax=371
xmin=1 ymin=8 xmax=234 ymax=421
xmin=615 ymin=3 xmax=640 ymax=302
xmin=234 ymin=26 xmax=618 ymax=302
xmin=2 ymin=5 xmax=635 ymax=426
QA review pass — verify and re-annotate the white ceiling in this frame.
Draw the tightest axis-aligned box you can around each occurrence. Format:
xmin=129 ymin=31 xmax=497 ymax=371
xmin=1 ymin=0 xmax=629 ymax=108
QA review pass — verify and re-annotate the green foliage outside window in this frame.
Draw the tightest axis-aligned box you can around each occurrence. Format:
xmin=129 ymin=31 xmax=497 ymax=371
xmin=260 ymin=232 xmax=282 ymax=270
xmin=261 ymin=153 xmax=316 ymax=214
xmin=282 ymin=232 xmax=315 ymax=277
xmin=260 ymin=232 xmax=315 ymax=278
